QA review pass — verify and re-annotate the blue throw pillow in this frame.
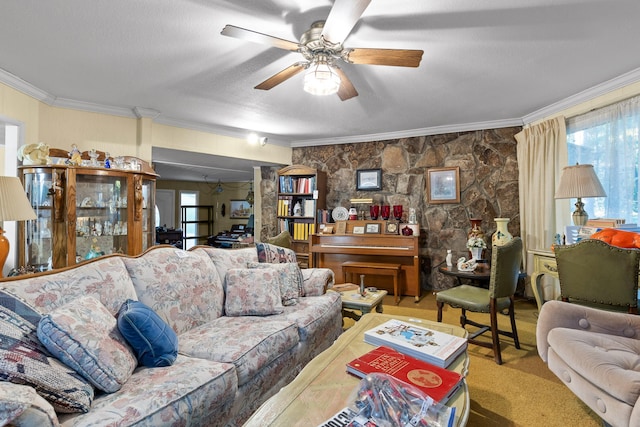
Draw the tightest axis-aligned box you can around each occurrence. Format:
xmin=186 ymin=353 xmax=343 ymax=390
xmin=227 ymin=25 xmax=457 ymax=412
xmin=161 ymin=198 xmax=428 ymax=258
xmin=116 ymin=299 xmax=178 ymax=367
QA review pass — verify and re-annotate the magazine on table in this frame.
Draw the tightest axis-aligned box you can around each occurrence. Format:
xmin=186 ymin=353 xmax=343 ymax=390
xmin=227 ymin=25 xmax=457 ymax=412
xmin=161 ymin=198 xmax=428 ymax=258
xmin=363 ymin=319 xmax=467 ymax=368
xmin=346 ymin=346 xmax=464 ymax=405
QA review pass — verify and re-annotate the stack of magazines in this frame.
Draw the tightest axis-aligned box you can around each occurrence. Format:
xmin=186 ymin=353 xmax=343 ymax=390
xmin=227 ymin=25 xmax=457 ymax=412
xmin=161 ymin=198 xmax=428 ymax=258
xmin=363 ymin=319 xmax=467 ymax=368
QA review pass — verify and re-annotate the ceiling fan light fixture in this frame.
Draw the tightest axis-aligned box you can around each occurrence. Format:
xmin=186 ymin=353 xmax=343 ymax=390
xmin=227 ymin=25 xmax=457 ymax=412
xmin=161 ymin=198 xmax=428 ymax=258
xmin=303 ymin=59 xmax=341 ymax=96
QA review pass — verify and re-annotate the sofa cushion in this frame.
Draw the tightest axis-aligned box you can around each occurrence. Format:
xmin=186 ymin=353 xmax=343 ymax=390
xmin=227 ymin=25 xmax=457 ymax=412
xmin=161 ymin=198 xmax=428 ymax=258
xmin=0 ymin=256 xmax=137 ymax=315
xmin=123 ymin=247 xmax=225 ymax=335
xmin=548 ymin=327 xmax=640 ymax=406
xmin=117 ymin=299 xmax=178 ymax=367
xmin=225 ymin=268 xmax=284 ymax=316
xmin=249 ymin=262 xmax=304 ymax=305
xmin=37 ymin=295 xmax=137 ymax=393
xmin=179 ymin=317 xmax=299 ymax=386
xmin=0 ymin=382 xmax=58 ymax=427
xmin=0 ymin=289 xmax=94 ymax=413
xmin=57 ymin=355 xmax=238 ymax=427
xmin=276 ymin=293 xmax=343 ymax=342
xmin=256 ymin=242 xmax=297 ymax=264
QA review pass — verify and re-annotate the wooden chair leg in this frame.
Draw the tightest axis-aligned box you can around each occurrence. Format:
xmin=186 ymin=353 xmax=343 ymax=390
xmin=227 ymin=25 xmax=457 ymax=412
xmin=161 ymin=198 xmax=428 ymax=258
xmin=437 ymin=301 xmax=444 ymax=322
xmin=490 ymin=299 xmax=502 ymax=365
xmin=509 ymin=297 xmax=520 ymax=349
xmin=459 ymin=308 xmax=467 ymax=328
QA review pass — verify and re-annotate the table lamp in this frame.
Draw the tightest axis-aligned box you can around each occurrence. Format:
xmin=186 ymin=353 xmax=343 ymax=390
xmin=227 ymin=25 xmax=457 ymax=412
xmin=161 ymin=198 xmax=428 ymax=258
xmin=554 ymin=164 xmax=606 ymax=226
xmin=0 ymin=176 xmax=37 ymax=277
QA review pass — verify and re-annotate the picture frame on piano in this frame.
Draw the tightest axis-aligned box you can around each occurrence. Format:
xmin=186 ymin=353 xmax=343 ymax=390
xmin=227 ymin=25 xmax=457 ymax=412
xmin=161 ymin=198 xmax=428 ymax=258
xmin=384 ymin=221 xmax=399 ymax=234
xmin=365 ymin=223 xmax=381 ymax=234
xmin=353 ymin=226 xmax=365 ymax=234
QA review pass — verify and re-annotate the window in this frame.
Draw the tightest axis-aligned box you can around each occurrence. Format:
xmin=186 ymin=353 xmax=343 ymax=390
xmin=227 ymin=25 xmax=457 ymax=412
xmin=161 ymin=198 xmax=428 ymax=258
xmin=566 ymin=95 xmax=640 ymax=224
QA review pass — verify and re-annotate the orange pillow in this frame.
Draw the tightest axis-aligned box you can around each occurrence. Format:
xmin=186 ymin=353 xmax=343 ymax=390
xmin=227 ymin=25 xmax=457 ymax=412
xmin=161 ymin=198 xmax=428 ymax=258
xmin=590 ymin=228 xmax=640 ymax=248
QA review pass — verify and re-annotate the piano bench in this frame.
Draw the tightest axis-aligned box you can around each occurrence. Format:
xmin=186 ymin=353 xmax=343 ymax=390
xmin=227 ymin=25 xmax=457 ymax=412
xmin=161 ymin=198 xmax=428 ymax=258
xmin=341 ymin=261 xmax=402 ymax=305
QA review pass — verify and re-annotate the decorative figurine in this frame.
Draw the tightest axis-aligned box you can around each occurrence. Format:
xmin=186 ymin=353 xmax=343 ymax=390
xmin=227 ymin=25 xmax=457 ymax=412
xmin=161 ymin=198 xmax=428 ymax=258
xmin=68 ymin=144 xmax=82 ymax=165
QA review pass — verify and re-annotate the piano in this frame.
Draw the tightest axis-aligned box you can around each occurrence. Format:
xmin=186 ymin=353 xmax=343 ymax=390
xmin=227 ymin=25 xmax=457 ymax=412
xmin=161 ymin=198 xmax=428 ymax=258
xmin=309 ymin=232 xmax=420 ymax=301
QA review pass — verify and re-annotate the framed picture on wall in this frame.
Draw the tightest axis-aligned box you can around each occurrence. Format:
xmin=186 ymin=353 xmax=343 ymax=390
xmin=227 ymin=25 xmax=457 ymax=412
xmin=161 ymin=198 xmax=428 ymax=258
xmin=427 ymin=167 xmax=460 ymax=204
xmin=356 ymin=169 xmax=382 ymax=191
xmin=230 ymin=200 xmax=251 ymax=218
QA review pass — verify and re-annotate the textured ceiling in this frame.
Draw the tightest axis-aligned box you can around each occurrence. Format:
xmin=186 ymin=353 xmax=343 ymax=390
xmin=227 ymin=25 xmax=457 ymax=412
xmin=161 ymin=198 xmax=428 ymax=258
xmin=2 ymin=0 xmax=640 ymax=181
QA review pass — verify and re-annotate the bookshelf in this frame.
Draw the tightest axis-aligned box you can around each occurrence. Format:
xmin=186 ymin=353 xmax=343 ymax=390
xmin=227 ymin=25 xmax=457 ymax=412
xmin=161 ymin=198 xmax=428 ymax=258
xmin=277 ymin=165 xmax=326 ymax=267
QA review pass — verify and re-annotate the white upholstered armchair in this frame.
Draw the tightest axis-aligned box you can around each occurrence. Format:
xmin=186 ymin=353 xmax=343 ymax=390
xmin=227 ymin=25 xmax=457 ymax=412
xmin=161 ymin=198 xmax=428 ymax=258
xmin=536 ymin=300 xmax=640 ymax=427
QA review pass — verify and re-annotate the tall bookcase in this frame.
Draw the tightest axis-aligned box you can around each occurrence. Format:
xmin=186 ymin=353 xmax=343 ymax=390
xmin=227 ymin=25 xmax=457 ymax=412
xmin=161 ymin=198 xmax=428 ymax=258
xmin=180 ymin=205 xmax=214 ymax=248
xmin=277 ymin=165 xmax=326 ymax=267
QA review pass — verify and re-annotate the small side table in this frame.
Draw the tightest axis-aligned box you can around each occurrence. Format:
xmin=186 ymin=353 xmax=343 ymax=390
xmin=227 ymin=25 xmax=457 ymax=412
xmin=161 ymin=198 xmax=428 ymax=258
xmin=330 ymin=286 xmax=388 ymax=322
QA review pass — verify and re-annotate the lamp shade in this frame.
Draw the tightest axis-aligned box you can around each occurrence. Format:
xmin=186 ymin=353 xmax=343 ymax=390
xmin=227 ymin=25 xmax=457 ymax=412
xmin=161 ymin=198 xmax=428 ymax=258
xmin=0 ymin=176 xmax=37 ymax=221
xmin=554 ymin=164 xmax=606 ymax=199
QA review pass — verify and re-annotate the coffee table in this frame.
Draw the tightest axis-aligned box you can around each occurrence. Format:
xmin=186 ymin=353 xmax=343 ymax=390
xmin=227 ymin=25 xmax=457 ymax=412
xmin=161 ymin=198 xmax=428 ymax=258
xmin=244 ymin=313 xmax=470 ymax=426
xmin=331 ymin=286 xmax=388 ymax=321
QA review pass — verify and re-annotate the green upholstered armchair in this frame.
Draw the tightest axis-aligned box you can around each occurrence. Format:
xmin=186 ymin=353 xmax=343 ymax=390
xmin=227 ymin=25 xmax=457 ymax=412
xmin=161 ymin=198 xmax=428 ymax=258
xmin=554 ymin=239 xmax=640 ymax=314
xmin=265 ymin=230 xmax=292 ymax=249
xmin=436 ymin=237 xmax=523 ymax=365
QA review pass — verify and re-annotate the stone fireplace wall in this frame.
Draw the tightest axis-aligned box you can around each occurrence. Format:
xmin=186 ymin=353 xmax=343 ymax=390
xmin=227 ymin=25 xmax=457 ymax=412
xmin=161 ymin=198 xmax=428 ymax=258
xmin=261 ymin=126 xmax=522 ymax=290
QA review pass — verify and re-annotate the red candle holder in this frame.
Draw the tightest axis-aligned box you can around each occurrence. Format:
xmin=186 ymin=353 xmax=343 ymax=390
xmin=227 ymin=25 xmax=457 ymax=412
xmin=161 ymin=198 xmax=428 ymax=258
xmin=393 ymin=205 xmax=403 ymax=221
xmin=370 ymin=205 xmax=380 ymax=220
xmin=381 ymin=205 xmax=390 ymax=220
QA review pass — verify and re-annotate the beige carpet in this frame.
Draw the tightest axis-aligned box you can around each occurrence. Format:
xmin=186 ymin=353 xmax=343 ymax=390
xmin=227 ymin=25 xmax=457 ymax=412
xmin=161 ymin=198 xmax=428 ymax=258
xmin=345 ymin=292 xmax=602 ymax=427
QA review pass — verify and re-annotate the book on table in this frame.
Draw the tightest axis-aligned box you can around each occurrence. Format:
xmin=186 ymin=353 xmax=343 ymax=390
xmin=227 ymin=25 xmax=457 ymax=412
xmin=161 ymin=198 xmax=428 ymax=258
xmin=363 ymin=319 xmax=467 ymax=368
xmin=346 ymin=345 xmax=464 ymax=405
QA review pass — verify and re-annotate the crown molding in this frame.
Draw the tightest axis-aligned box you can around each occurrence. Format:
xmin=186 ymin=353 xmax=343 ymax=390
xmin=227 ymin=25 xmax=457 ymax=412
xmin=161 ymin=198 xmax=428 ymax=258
xmin=0 ymin=68 xmax=56 ymax=104
xmin=290 ymin=118 xmax=524 ymax=147
xmin=522 ymin=67 xmax=640 ymax=124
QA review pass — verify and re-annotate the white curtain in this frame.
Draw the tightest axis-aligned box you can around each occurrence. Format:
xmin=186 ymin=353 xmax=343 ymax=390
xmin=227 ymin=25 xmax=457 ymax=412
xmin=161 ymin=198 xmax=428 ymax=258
xmin=566 ymin=95 xmax=640 ymax=224
xmin=515 ymin=117 xmax=569 ymax=300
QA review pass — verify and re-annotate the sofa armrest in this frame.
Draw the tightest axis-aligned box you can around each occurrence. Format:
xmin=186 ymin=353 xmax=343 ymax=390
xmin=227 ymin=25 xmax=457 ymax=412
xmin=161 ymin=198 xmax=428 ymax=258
xmin=301 ymin=268 xmax=335 ymax=296
xmin=0 ymin=382 xmax=59 ymax=427
xmin=536 ymin=300 xmax=640 ymax=362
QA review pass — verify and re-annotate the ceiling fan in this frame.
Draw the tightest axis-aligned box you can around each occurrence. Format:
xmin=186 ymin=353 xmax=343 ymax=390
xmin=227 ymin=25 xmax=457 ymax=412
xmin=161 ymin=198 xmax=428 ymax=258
xmin=221 ymin=0 xmax=423 ymax=101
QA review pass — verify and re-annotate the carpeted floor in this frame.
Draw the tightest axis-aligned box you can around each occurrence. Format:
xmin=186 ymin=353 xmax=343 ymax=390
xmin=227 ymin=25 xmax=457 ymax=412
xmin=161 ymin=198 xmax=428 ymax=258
xmin=345 ymin=292 xmax=602 ymax=427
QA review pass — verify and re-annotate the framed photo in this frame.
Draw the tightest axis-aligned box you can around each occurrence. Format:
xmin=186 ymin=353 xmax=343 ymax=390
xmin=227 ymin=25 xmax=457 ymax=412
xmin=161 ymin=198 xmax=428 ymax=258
xmin=356 ymin=168 xmax=382 ymax=191
xmin=353 ymin=226 xmax=365 ymax=234
xmin=365 ymin=223 xmax=381 ymax=234
xmin=384 ymin=221 xmax=399 ymax=234
xmin=336 ymin=221 xmax=347 ymax=235
xmin=321 ymin=225 xmax=334 ymax=234
xmin=427 ymin=167 xmax=460 ymax=204
xmin=230 ymin=199 xmax=251 ymax=218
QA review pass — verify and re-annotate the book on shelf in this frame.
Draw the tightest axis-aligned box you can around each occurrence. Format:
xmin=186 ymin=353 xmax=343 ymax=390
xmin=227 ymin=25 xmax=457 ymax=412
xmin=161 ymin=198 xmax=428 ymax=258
xmin=363 ymin=319 xmax=468 ymax=368
xmin=346 ymin=346 xmax=464 ymax=404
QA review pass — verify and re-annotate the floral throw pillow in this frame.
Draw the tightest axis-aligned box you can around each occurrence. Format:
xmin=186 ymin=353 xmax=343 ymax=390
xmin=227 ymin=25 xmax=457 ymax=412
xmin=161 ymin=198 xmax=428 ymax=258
xmin=224 ymin=268 xmax=284 ymax=316
xmin=0 ymin=289 xmax=93 ymax=413
xmin=248 ymin=261 xmax=304 ymax=304
xmin=37 ymin=296 xmax=137 ymax=393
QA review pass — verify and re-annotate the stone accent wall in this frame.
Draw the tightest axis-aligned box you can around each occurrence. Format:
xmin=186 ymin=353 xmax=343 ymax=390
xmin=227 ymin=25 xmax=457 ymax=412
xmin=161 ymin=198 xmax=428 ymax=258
xmin=262 ymin=126 xmax=522 ymax=290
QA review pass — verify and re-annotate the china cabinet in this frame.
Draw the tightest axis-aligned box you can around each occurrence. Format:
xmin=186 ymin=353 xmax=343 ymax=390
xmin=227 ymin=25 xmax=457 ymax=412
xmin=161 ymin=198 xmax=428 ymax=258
xmin=18 ymin=150 xmax=157 ymax=270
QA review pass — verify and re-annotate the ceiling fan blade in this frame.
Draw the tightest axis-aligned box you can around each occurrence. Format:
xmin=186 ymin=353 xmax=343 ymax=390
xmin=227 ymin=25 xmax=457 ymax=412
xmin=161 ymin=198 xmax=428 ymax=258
xmin=334 ymin=68 xmax=358 ymax=101
xmin=255 ymin=63 xmax=306 ymax=90
xmin=345 ymin=48 xmax=424 ymax=67
xmin=221 ymin=25 xmax=300 ymax=52
xmin=321 ymin=0 xmax=372 ymax=44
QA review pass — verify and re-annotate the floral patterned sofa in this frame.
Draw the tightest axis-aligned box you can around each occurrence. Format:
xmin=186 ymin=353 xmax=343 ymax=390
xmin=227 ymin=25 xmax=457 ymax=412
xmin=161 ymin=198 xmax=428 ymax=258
xmin=0 ymin=244 xmax=342 ymax=426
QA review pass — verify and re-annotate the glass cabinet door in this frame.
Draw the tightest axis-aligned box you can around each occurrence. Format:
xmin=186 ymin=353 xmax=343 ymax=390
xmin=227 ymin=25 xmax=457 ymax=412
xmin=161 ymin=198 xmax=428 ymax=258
xmin=75 ymin=174 xmax=129 ymax=260
xmin=22 ymin=170 xmax=54 ymax=271
xmin=141 ymin=178 xmax=156 ymax=252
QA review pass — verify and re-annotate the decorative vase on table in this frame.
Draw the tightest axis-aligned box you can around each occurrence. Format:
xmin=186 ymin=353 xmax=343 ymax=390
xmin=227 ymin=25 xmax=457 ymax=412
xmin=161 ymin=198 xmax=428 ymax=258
xmin=468 ymin=218 xmax=485 ymax=241
xmin=470 ymin=247 xmax=483 ymax=261
xmin=492 ymin=218 xmax=513 ymax=247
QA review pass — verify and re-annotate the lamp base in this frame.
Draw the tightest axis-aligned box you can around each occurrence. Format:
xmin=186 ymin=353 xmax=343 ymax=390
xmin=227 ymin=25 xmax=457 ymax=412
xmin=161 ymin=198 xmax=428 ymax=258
xmin=572 ymin=198 xmax=589 ymax=226
xmin=0 ymin=227 xmax=8 ymax=278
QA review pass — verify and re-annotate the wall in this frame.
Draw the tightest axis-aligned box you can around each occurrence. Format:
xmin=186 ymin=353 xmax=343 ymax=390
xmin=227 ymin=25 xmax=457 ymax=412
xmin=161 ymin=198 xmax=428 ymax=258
xmin=263 ymin=127 xmax=522 ymax=291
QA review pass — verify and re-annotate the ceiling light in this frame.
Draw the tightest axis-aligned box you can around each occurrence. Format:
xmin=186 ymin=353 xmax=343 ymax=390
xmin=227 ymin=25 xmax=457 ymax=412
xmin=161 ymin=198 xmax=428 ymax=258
xmin=303 ymin=56 xmax=341 ymax=96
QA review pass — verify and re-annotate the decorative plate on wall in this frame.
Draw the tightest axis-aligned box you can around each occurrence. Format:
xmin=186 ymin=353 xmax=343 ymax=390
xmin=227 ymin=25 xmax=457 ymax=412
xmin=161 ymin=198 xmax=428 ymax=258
xmin=332 ymin=207 xmax=348 ymax=222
